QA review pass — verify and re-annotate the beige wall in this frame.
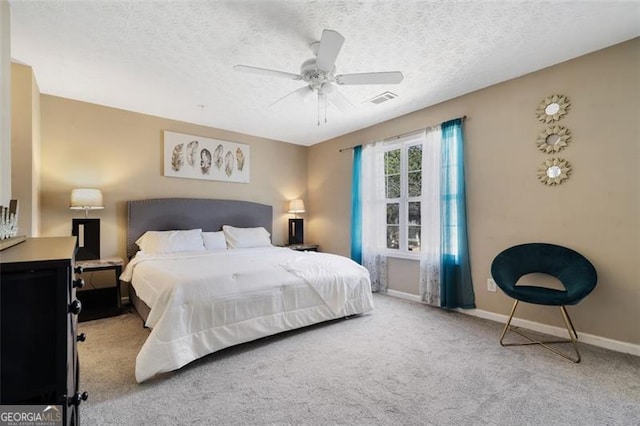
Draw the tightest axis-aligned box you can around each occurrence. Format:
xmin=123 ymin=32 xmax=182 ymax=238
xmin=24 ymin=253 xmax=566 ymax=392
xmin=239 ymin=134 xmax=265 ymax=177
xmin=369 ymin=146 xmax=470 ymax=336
xmin=39 ymin=96 xmax=308 ymax=258
xmin=0 ymin=0 xmax=10 ymax=204
xmin=11 ymin=63 xmax=41 ymax=236
xmin=308 ymin=38 xmax=640 ymax=345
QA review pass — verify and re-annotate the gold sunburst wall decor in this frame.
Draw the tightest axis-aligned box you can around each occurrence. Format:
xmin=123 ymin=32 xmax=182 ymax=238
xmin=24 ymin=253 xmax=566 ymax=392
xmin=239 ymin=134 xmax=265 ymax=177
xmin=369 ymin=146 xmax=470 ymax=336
xmin=537 ymin=125 xmax=571 ymax=153
xmin=537 ymin=158 xmax=572 ymax=185
xmin=536 ymin=94 xmax=570 ymax=123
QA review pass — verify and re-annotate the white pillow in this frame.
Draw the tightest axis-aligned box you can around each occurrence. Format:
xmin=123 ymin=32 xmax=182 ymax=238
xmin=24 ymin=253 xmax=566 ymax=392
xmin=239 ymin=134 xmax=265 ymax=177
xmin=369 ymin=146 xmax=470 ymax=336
xmin=202 ymin=231 xmax=227 ymax=251
xmin=135 ymin=229 xmax=205 ymax=254
xmin=222 ymin=225 xmax=271 ymax=248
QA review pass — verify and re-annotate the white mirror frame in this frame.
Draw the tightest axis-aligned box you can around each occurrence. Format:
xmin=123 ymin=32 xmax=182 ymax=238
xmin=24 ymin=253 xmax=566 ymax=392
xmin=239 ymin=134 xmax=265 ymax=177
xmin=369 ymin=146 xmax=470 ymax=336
xmin=536 ymin=94 xmax=570 ymax=123
xmin=537 ymin=158 xmax=572 ymax=185
xmin=536 ymin=125 xmax=571 ymax=153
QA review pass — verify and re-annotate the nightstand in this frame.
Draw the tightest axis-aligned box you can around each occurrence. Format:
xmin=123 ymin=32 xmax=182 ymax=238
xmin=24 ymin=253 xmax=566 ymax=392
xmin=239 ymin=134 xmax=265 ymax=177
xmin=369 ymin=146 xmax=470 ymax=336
xmin=76 ymin=256 xmax=124 ymax=322
xmin=286 ymin=244 xmax=319 ymax=252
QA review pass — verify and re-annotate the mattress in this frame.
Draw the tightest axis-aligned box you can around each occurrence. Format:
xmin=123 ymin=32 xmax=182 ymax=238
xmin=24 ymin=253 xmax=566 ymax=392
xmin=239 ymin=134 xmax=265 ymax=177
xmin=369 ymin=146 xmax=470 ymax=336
xmin=120 ymin=246 xmax=374 ymax=382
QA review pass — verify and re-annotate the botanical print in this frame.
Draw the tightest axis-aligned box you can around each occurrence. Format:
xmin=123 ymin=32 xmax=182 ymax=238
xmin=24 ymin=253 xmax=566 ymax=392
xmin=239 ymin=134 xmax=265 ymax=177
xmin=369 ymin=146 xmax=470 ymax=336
xmin=171 ymin=143 xmax=184 ymax=172
xmin=224 ymin=151 xmax=234 ymax=177
xmin=236 ymin=147 xmax=245 ymax=171
xmin=186 ymin=140 xmax=199 ymax=166
xmin=164 ymin=131 xmax=250 ymax=183
xmin=200 ymin=148 xmax=212 ymax=174
xmin=213 ymin=144 xmax=224 ymax=170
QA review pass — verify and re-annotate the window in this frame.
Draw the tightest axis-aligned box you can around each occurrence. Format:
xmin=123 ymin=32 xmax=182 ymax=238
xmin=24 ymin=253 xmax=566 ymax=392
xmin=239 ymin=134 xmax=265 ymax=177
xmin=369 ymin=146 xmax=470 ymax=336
xmin=358 ymin=120 xmax=472 ymax=306
xmin=383 ymin=136 xmax=423 ymax=254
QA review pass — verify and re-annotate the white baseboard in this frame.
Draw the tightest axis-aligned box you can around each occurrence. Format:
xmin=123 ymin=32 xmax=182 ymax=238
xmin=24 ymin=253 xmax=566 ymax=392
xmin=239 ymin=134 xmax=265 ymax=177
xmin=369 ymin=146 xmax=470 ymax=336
xmin=382 ymin=291 xmax=640 ymax=357
xmin=386 ymin=289 xmax=423 ymax=303
xmin=456 ymin=307 xmax=640 ymax=357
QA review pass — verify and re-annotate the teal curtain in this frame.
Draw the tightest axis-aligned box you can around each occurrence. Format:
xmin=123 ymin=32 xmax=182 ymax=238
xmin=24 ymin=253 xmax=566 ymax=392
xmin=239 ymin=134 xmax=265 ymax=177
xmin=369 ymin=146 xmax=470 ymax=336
xmin=350 ymin=145 xmax=363 ymax=264
xmin=440 ymin=119 xmax=475 ymax=309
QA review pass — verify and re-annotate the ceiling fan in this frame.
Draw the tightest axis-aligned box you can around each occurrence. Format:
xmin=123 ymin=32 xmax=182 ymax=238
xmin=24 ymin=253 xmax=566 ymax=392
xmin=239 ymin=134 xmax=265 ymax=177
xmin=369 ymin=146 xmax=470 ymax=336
xmin=233 ymin=29 xmax=404 ymax=125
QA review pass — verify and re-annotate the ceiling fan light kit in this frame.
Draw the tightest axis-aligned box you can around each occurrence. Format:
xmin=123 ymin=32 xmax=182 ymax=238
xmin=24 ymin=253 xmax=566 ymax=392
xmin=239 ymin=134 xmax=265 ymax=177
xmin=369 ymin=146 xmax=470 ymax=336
xmin=234 ymin=29 xmax=404 ymax=125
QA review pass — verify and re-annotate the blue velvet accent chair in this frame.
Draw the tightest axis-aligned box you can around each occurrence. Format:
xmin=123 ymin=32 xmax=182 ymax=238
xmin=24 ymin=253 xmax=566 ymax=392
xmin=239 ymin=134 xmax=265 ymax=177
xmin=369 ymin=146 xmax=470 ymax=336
xmin=490 ymin=243 xmax=597 ymax=362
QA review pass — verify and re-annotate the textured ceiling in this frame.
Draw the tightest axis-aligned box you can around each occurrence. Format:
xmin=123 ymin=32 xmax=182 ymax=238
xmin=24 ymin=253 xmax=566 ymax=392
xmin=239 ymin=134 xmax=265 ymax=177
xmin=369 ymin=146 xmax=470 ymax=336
xmin=8 ymin=1 xmax=640 ymax=146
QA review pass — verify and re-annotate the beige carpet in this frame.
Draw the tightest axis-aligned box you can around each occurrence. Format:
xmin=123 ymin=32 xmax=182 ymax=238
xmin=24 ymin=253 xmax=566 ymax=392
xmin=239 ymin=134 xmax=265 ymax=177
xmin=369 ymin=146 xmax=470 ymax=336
xmin=78 ymin=294 xmax=640 ymax=425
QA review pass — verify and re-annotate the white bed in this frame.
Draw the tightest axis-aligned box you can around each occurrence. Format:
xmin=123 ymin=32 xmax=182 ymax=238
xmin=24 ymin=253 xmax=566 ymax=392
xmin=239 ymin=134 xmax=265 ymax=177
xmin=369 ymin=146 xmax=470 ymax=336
xmin=121 ymin=199 xmax=374 ymax=383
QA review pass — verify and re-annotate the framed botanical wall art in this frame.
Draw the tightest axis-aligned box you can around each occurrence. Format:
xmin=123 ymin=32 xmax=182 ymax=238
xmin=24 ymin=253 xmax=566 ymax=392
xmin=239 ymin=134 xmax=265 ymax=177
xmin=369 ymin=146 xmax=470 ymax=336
xmin=163 ymin=131 xmax=250 ymax=183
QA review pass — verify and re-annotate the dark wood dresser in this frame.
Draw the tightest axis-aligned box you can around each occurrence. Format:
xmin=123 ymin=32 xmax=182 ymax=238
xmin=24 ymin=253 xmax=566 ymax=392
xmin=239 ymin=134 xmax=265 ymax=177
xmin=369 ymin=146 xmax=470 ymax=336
xmin=1 ymin=237 xmax=88 ymax=425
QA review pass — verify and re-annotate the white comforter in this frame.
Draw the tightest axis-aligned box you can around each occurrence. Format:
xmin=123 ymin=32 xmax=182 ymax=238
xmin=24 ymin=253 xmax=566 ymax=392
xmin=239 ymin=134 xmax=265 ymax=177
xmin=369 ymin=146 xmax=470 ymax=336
xmin=121 ymin=247 xmax=374 ymax=382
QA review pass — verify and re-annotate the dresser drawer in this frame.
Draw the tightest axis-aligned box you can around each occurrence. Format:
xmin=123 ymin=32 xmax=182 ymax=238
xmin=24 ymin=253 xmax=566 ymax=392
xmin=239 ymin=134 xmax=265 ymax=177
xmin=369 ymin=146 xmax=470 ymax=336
xmin=0 ymin=237 xmax=85 ymax=425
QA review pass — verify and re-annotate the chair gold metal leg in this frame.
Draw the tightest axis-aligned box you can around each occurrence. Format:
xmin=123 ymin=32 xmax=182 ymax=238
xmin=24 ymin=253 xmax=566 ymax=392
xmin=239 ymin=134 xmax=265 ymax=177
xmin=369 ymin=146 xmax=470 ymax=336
xmin=499 ymin=300 xmax=582 ymax=363
xmin=499 ymin=300 xmax=519 ymax=346
xmin=561 ymin=305 xmax=579 ymax=340
xmin=559 ymin=305 xmax=581 ymax=363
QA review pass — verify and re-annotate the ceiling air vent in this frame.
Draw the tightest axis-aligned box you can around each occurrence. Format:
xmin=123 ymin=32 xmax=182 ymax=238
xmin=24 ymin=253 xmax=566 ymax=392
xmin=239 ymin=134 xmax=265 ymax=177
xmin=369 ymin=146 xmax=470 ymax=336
xmin=366 ymin=91 xmax=398 ymax=105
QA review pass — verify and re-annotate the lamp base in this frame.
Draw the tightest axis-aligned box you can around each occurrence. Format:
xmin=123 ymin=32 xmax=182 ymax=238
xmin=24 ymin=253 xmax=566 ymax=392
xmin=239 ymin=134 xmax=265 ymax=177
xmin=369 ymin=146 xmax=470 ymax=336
xmin=72 ymin=218 xmax=100 ymax=260
xmin=288 ymin=218 xmax=304 ymax=245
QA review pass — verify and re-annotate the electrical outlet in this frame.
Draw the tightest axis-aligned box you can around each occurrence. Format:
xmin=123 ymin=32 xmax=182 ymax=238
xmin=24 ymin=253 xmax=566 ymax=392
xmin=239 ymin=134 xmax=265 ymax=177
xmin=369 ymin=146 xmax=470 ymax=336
xmin=487 ymin=278 xmax=497 ymax=293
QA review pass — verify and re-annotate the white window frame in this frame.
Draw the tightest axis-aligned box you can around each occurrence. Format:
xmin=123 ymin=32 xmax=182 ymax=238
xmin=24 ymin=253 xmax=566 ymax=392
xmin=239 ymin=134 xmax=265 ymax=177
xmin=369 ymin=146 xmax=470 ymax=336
xmin=383 ymin=133 xmax=424 ymax=259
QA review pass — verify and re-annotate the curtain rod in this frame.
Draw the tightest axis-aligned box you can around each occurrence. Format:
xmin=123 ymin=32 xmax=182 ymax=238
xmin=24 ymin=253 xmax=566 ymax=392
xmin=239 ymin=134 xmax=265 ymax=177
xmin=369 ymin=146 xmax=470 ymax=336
xmin=338 ymin=115 xmax=467 ymax=152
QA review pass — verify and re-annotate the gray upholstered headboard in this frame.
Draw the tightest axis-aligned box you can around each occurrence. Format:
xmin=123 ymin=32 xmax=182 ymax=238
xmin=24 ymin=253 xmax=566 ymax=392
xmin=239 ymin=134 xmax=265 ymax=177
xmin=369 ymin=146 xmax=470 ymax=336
xmin=126 ymin=198 xmax=273 ymax=258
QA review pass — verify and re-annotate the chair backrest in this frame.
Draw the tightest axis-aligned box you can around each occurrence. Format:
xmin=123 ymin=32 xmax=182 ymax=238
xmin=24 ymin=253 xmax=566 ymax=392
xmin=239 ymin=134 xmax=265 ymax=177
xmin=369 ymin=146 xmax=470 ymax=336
xmin=491 ymin=243 xmax=597 ymax=303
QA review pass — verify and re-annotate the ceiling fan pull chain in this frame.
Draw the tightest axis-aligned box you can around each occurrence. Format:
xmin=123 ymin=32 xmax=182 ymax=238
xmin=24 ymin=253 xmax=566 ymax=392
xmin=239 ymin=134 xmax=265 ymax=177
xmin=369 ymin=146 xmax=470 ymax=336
xmin=324 ymin=92 xmax=328 ymax=123
xmin=317 ymin=91 xmax=320 ymax=126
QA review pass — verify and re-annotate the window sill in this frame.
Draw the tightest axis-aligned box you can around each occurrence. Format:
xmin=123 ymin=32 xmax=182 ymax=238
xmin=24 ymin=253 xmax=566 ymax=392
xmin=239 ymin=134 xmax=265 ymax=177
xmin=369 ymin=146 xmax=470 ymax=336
xmin=384 ymin=251 xmax=420 ymax=261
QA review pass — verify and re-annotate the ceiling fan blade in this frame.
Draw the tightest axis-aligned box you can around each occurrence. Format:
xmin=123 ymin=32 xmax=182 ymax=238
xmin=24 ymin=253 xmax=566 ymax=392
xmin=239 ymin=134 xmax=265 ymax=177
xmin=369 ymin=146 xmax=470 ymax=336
xmin=268 ymin=85 xmax=314 ymax=108
xmin=323 ymin=84 xmax=354 ymax=112
xmin=335 ymin=71 xmax=404 ymax=85
xmin=233 ymin=65 xmax=302 ymax=80
xmin=315 ymin=29 xmax=345 ymax=72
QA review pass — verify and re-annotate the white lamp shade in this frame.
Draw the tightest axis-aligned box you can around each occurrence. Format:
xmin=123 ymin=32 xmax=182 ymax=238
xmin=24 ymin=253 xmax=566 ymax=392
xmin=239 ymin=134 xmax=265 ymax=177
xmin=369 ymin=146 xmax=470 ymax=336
xmin=288 ymin=199 xmax=305 ymax=214
xmin=70 ymin=188 xmax=104 ymax=210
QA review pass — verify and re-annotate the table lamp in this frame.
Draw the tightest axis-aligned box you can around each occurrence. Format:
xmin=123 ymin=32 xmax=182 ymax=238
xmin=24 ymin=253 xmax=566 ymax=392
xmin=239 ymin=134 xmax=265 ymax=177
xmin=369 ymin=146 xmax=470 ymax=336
xmin=70 ymin=188 xmax=104 ymax=260
xmin=288 ymin=199 xmax=305 ymax=245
